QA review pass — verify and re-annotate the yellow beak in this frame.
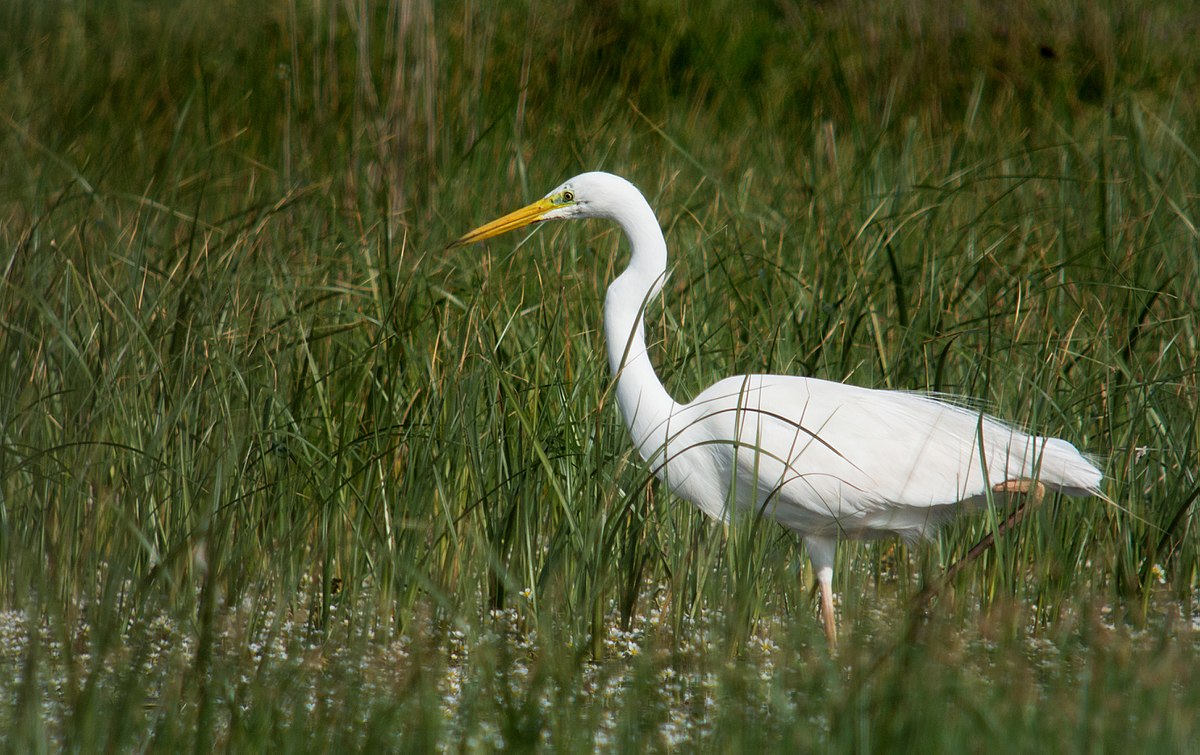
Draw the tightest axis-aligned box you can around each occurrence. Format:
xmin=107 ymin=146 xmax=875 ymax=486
xmin=449 ymin=196 xmax=560 ymax=248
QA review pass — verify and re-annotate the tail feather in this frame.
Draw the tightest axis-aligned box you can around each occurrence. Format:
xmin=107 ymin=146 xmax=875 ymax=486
xmin=1036 ymin=437 xmax=1103 ymax=496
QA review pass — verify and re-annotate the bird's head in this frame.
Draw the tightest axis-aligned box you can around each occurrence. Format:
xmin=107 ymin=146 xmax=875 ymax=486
xmin=449 ymin=172 xmax=639 ymax=248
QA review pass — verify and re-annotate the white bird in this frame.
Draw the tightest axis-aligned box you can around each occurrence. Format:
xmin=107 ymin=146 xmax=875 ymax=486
xmin=452 ymin=171 xmax=1103 ymax=645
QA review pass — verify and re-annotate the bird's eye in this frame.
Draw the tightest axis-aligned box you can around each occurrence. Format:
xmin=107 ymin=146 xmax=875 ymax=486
xmin=561 ymin=190 xmax=575 ymax=203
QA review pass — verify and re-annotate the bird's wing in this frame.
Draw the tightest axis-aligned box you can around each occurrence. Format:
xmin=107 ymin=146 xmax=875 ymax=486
xmin=687 ymin=375 xmax=1098 ymax=519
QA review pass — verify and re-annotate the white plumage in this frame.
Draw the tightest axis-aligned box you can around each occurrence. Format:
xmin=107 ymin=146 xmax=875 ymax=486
xmin=453 ymin=171 xmax=1103 ymax=644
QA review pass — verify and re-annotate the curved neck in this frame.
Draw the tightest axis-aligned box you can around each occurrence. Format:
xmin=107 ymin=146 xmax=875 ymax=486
xmin=603 ymin=200 xmax=678 ymax=462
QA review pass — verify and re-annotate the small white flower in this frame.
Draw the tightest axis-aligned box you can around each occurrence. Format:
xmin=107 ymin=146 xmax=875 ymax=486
xmin=1150 ymin=563 xmax=1166 ymax=585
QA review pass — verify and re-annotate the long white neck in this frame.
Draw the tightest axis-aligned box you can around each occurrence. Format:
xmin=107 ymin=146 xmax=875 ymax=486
xmin=602 ymin=194 xmax=679 ymax=462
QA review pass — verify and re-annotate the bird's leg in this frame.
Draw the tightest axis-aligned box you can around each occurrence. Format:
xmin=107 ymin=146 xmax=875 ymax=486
xmin=818 ymin=570 xmax=838 ymax=649
xmin=914 ymin=479 xmax=1046 ymax=609
xmin=802 ymin=568 xmax=838 ymax=648
xmin=942 ymin=478 xmax=1046 ymax=584
xmin=803 ymin=535 xmax=839 ymax=649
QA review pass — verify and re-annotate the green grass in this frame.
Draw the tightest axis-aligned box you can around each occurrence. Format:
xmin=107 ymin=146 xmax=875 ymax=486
xmin=1 ymin=0 xmax=1198 ymax=750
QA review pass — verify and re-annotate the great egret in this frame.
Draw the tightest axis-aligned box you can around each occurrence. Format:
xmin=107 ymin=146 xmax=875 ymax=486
xmin=452 ymin=171 xmax=1103 ymax=645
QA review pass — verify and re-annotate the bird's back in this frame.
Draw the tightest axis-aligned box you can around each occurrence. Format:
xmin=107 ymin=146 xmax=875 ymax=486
xmin=656 ymin=374 xmax=1102 ymax=541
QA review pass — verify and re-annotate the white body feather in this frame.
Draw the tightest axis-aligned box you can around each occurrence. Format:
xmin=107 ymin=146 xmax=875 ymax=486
xmin=644 ymin=374 xmax=1101 ymax=541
